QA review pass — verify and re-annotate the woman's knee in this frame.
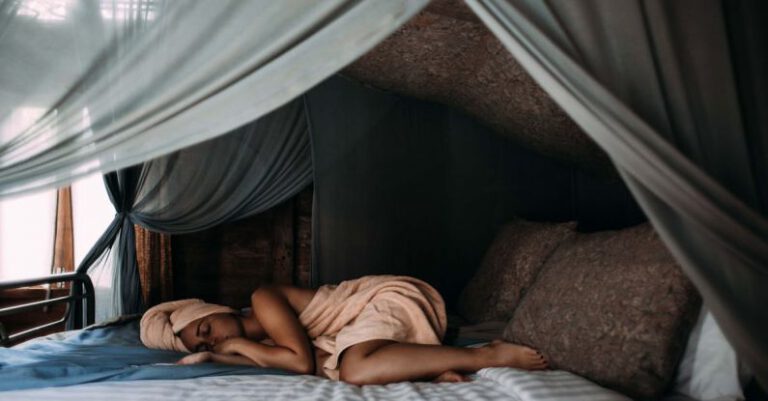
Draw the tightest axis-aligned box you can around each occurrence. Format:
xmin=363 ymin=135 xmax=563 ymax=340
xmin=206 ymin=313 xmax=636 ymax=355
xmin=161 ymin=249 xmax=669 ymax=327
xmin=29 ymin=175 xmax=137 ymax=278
xmin=339 ymin=354 xmax=377 ymax=385
xmin=338 ymin=340 xmax=393 ymax=385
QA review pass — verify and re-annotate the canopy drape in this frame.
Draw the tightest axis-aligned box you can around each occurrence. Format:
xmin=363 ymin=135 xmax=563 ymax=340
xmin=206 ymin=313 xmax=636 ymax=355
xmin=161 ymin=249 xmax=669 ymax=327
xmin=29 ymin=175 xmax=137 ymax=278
xmin=465 ymin=0 xmax=768 ymax=386
xmin=73 ymin=99 xmax=312 ymax=321
xmin=0 ymin=0 xmax=427 ymax=197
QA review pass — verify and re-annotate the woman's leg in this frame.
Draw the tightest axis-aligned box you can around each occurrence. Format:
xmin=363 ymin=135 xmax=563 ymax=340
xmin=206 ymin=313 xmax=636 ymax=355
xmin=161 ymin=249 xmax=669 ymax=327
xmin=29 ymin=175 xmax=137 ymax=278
xmin=338 ymin=339 xmax=547 ymax=385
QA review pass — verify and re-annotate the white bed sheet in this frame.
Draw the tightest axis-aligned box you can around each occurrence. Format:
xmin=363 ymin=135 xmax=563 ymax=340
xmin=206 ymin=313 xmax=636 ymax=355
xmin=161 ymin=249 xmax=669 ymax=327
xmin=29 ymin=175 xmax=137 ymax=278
xmin=2 ymin=367 xmax=632 ymax=401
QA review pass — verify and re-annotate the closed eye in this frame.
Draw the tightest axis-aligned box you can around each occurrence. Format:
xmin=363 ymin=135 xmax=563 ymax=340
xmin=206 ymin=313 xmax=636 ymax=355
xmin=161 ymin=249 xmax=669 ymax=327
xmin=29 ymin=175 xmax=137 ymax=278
xmin=196 ymin=320 xmax=210 ymax=338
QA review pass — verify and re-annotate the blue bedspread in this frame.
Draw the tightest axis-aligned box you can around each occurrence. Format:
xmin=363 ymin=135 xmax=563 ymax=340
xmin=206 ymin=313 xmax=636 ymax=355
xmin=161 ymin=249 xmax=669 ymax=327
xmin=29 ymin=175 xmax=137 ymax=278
xmin=0 ymin=316 xmax=290 ymax=391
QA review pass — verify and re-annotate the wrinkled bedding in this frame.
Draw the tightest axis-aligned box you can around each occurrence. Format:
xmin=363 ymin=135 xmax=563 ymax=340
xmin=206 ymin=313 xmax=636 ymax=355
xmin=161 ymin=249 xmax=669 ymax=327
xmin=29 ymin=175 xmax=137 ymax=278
xmin=0 ymin=316 xmax=287 ymax=391
xmin=1 ymin=368 xmax=632 ymax=401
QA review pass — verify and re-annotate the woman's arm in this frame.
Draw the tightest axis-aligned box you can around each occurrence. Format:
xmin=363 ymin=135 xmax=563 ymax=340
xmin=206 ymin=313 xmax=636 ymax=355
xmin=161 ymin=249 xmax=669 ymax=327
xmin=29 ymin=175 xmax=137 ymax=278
xmin=214 ymin=337 xmax=312 ymax=373
xmin=177 ymin=351 xmax=259 ymax=366
xmin=215 ymin=286 xmax=315 ymax=374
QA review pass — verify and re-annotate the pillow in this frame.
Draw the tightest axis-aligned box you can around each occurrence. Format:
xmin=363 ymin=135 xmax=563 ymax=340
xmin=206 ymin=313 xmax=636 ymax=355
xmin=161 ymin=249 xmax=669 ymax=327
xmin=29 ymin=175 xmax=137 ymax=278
xmin=504 ymin=223 xmax=701 ymax=401
xmin=673 ymin=307 xmax=749 ymax=401
xmin=457 ymin=220 xmax=576 ymax=323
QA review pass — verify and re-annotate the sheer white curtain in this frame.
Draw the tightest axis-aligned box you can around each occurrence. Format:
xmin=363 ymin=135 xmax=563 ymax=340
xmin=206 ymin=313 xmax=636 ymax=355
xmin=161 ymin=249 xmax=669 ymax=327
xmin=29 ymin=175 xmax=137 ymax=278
xmin=0 ymin=0 xmax=428 ymax=197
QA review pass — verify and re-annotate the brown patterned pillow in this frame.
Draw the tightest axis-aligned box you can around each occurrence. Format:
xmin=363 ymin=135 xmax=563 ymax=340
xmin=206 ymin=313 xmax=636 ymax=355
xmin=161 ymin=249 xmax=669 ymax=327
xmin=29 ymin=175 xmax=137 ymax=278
xmin=457 ymin=220 xmax=576 ymax=323
xmin=504 ymin=223 xmax=701 ymax=401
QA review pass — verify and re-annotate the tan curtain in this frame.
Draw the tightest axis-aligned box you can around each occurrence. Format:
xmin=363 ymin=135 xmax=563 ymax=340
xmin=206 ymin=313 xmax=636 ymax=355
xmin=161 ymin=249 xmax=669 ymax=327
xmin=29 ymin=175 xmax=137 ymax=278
xmin=134 ymin=225 xmax=173 ymax=307
xmin=52 ymin=187 xmax=74 ymax=275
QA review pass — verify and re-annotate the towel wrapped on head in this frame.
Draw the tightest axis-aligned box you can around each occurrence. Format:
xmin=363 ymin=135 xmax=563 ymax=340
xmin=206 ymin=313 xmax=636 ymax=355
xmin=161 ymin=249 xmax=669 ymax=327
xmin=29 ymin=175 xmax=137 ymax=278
xmin=140 ymin=298 xmax=235 ymax=352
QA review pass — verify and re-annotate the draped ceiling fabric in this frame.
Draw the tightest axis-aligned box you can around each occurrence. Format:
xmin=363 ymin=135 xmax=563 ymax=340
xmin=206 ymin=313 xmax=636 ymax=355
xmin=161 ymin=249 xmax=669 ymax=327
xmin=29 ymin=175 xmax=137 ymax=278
xmin=73 ymin=99 xmax=312 ymax=321
xmin=465 ymin=0 xmax=768 ymax=386
xmin=0 ymin=0 xmax=428 ymax=197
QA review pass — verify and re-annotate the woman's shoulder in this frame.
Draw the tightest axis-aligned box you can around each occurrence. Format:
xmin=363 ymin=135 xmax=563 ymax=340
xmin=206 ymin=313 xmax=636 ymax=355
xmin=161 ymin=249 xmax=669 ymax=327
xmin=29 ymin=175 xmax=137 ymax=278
xmin=282 ymin=286 xmax=317 ymax=314
xmin=251 ymin=285 xmax=317 ymax=315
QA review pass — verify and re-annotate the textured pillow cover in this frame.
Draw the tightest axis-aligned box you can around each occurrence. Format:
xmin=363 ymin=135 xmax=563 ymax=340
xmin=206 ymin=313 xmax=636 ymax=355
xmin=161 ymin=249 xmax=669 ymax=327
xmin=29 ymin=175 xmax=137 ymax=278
xmin=457 ymin=220 xmax=576 ymax=323
xmin=504 ymin=223 xmax=701 ymax=401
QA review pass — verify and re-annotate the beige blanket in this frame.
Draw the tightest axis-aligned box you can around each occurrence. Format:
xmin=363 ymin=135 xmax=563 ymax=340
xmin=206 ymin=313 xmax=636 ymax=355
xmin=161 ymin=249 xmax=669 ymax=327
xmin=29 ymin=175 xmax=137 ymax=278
xmin=298 ymin=275 xmax=447 ymax=380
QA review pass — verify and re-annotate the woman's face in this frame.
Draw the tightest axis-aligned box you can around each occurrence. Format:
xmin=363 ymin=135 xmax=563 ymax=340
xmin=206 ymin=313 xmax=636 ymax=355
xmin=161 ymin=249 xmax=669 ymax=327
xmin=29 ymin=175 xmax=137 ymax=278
xmin=178 ymin=313 xmax=244 ymax=353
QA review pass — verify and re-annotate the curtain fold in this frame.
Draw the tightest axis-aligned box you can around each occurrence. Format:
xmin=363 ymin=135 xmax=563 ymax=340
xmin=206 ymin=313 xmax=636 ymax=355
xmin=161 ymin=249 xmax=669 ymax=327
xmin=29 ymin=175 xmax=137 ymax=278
xmin=74 ymin=98 xmax=313 ymax=319
xmin=465 ymin=0 xmax=768 ymax=386
xmin=130 ymin=99 xmax=313 ymax=234
xmin=0 ymin=0 xmax=428 ymax=197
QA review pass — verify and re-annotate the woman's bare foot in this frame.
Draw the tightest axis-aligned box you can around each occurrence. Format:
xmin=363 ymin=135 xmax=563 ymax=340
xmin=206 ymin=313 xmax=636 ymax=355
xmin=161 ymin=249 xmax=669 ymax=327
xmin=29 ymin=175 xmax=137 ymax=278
xmin=433 ymin=370 xmax=470 ymax=383
xmin=480 ymin=339 xmax=548 ymax=370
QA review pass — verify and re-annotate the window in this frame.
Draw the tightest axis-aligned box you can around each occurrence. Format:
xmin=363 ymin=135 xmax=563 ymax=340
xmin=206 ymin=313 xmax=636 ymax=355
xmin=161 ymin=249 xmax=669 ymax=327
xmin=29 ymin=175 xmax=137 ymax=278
xmin=0 ymin=106 xmax=59 ymax=281
xmin=16 ymin=0 xmax=158 ymax=23
xmin=72 ymin=173 xmax=116 ymax=266
xmin=0 ymin=103 xmax=113 ymax=282
xmin=16 ymin=0 xmax=71 ymax=22
xmin=0 ymin=189 xmax=57 ymax=281
xmin=0 ymin=172 xmax=114 ymax=282
xmin=100 ymin=0 xmax=157 ymax=21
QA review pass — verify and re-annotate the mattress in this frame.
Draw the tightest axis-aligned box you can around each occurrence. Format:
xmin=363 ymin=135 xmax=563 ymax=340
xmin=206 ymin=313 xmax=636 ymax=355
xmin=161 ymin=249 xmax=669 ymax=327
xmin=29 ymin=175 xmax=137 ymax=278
xmin=0 ymin=367 xmax=632 ymax=401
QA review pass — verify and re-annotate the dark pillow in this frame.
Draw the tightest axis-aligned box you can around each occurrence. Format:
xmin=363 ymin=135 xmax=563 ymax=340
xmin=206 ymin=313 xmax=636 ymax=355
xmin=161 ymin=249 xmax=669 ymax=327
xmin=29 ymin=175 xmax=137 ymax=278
xmin=457 ymin=220 xmax=576 ymax=323
xmin=504 ymin=223 xmax=701 ymax=401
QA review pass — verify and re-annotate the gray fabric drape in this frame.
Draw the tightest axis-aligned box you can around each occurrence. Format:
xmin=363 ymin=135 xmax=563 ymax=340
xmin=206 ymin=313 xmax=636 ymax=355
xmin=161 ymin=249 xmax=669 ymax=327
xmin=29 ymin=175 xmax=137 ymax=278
xmin=74 ymin=99 xmax=312 ymax=319
xmin=465 ymin=0 xmax=768 ymax=386
xmin=131 ymin=99 xmax=312 ymax=234
xmin=0 ymin=0 xmax=427 ymax=198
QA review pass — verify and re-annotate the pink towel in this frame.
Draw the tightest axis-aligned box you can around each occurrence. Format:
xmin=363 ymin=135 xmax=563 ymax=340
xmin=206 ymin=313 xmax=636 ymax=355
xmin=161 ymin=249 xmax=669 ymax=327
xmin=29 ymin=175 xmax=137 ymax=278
xmin=140 ymin=299 xmax=236 ymax=352
xmin=298 ymin=275 xmax=447 ymax=379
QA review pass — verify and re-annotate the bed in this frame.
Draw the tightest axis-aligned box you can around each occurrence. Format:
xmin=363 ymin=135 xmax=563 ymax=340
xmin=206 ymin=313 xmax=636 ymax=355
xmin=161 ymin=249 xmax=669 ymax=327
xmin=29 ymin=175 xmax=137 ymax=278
xmin=2 ymin=221 xmax=751 ymax=401
xmin=0 ymin=316 xmax=633 ymax=401
xmin=0 ymin=225 xmax=747 ymax=401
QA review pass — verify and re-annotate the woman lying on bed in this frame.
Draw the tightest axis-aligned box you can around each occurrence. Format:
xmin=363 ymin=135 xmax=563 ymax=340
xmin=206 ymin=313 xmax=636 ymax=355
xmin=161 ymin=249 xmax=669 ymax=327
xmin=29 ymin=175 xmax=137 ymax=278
xmin=140 ymin=275 xmax=547 ymax=385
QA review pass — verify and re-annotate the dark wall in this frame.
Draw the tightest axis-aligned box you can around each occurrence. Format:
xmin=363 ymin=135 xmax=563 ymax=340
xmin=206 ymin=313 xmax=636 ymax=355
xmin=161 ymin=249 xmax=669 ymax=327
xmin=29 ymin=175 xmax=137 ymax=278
xmin=308 ymin=76 xmax=645 ymax=308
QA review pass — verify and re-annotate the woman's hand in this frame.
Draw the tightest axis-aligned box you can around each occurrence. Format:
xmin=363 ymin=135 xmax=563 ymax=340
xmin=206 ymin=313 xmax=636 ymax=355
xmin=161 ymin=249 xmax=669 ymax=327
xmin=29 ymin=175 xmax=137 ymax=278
xmin=177 ymin=351 xmax=213 ymax=365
